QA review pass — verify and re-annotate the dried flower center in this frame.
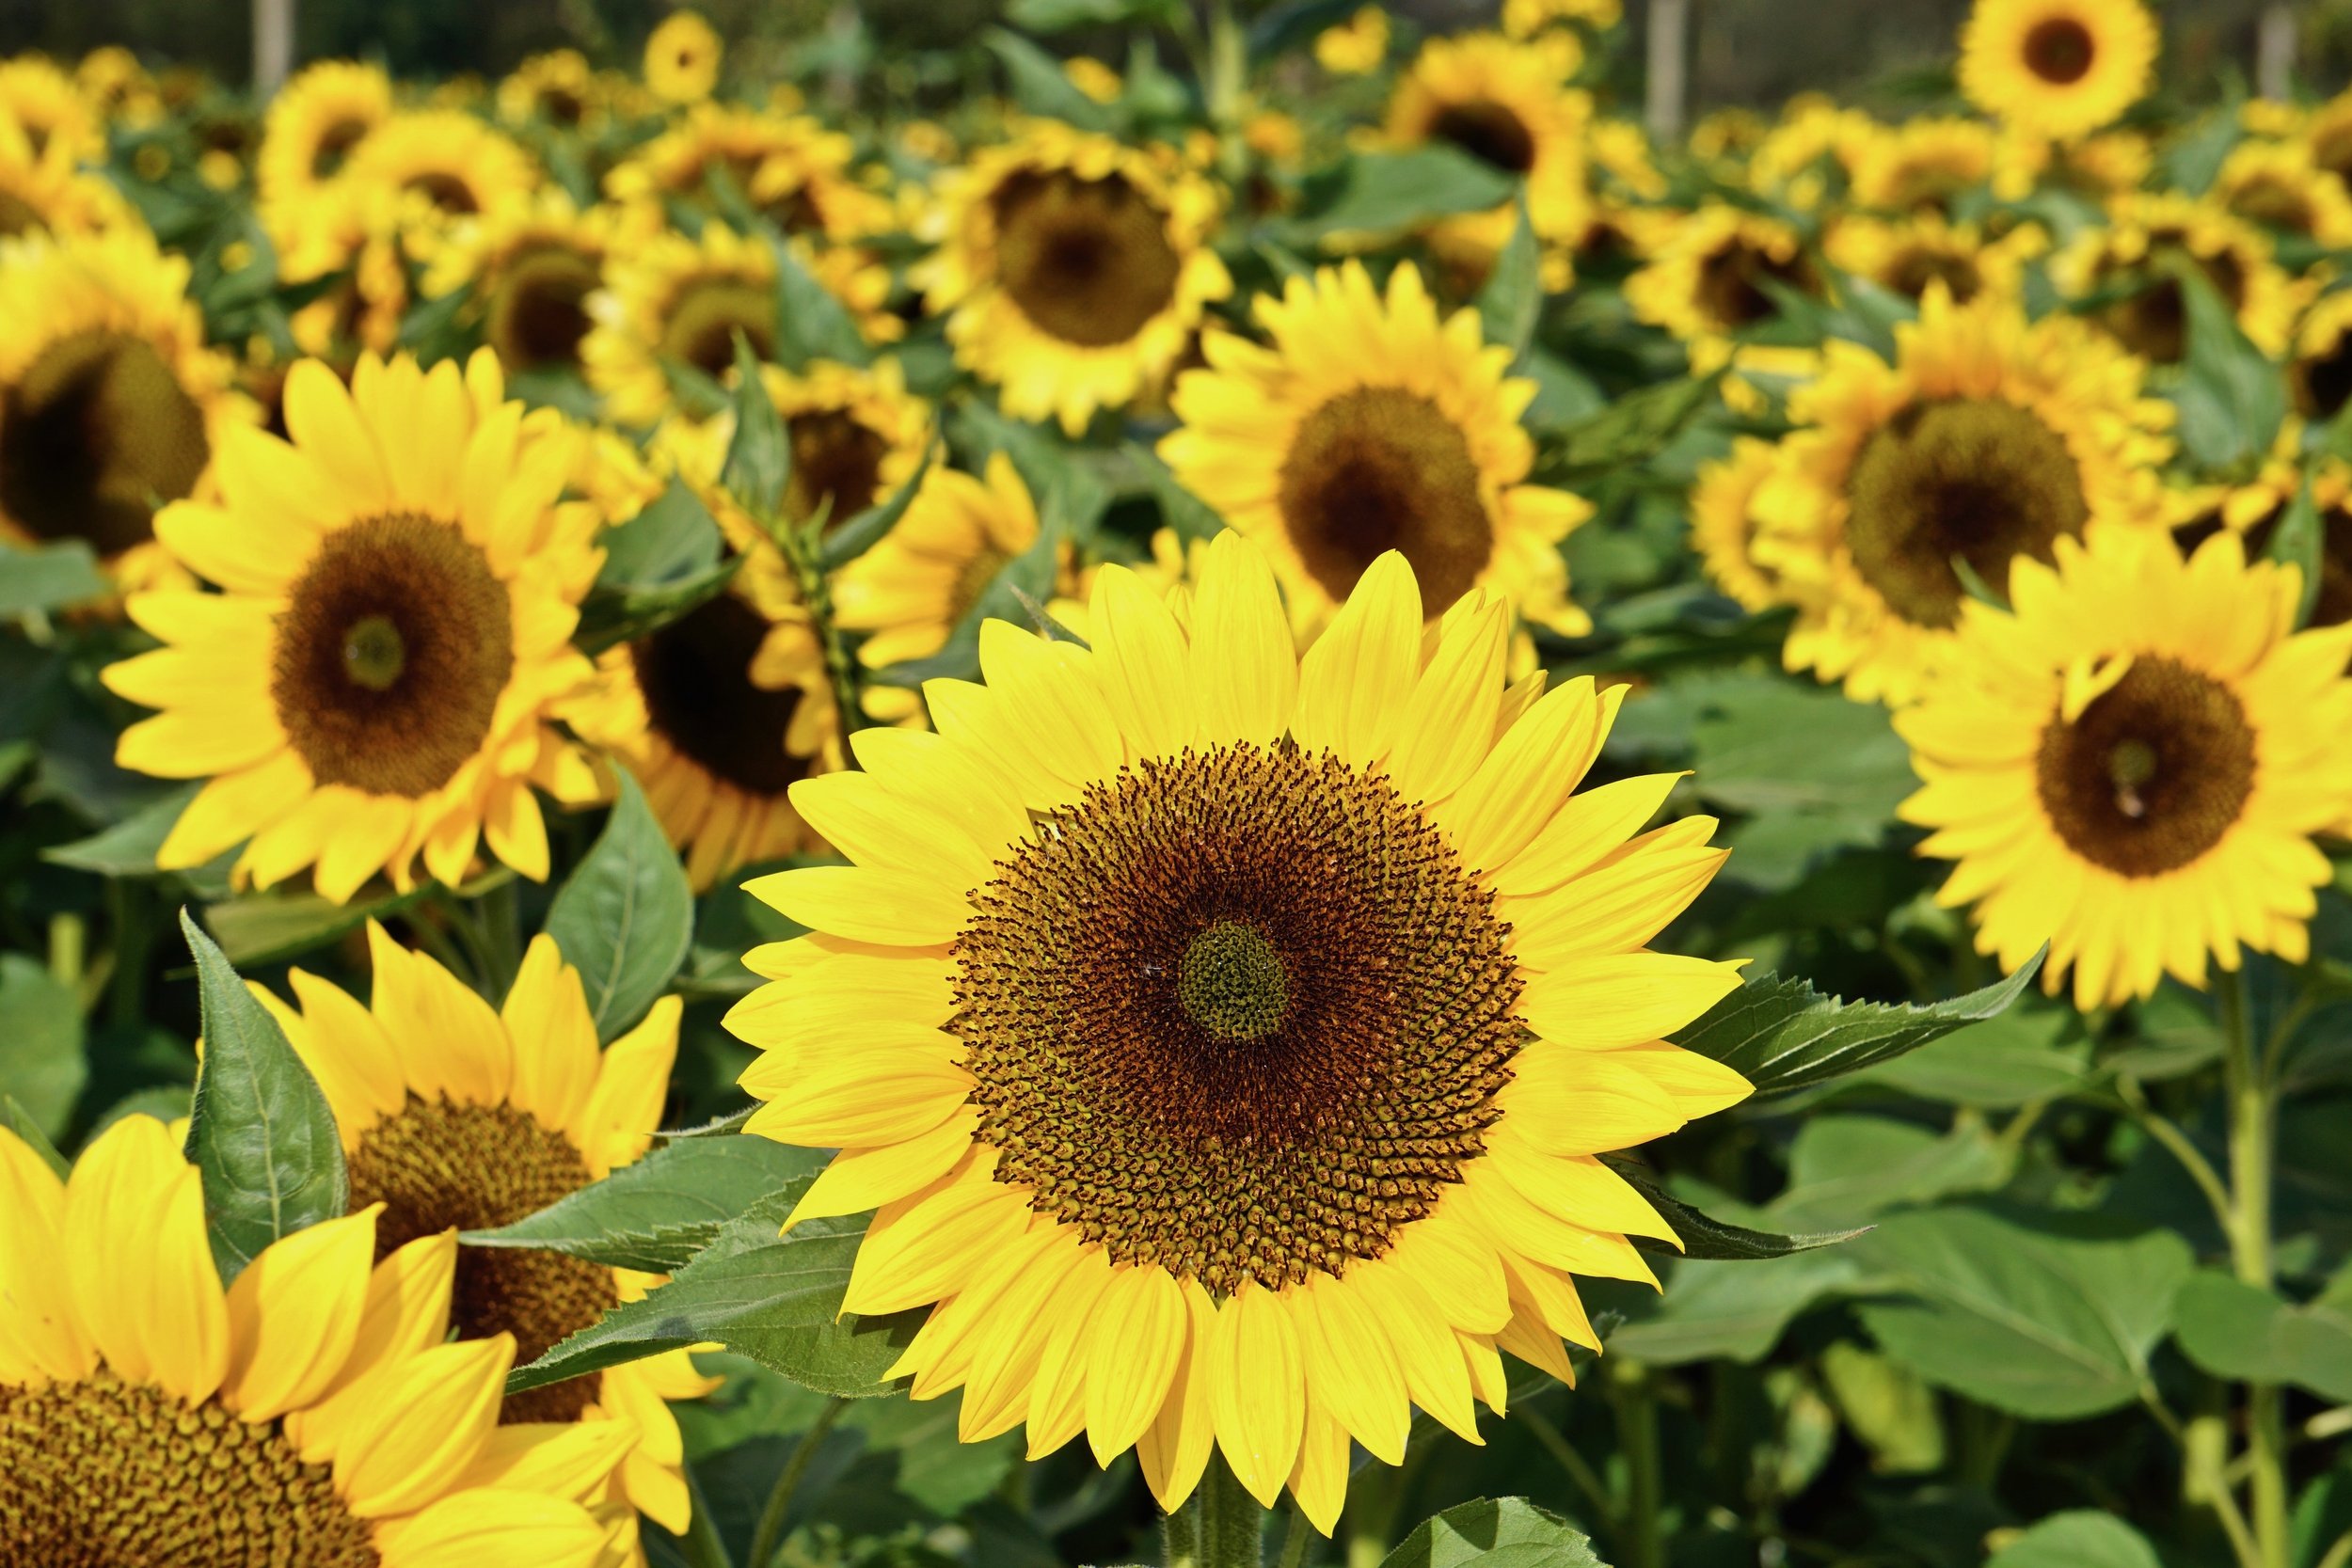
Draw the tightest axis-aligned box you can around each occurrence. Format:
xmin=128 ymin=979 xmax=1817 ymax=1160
xmin=954 ymin=744 xmax=1524 ymax=1293
xmin=1430 ymin=99 xmax=1537 ymax=174
xmin=0 ymin=328 xmax=210 ymax=556
xmin=787 ymin=408 xmax=888 ymax=525
xmin=1845 ymin=396 xmax=2088 ymax=628
xmin=631 ymin=592 xmax=815 ymax=797
xmin=991 ymin=168 xmax=1183 ymax=349
xmin=660 ymin=276 xmax=776 ymax=384
xmin=1278 ymin=385 xmax=1493 ymax=613
xmin=350 ymin=1096 xmax=618 ymax=1424
xmin=272 ymin=514 xmax=515 ymax=800
xmin=2036 ymin=656 xmax=2257 ymax=877
xmin=2022 ymin=18 xmax=2095 ymax=85
xmin=489 ymin=244 xmax=600 ymax=373
xmin=0 ymin=1368 xmax=379 ymax=1567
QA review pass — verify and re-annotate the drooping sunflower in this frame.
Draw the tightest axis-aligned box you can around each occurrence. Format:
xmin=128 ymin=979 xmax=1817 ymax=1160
xmin=2213 ymin=137 xmax=2352 ymax=250
xmin=1957 ymin=0 xmax=2157 ymax=144
xmin=2292 ymin=289 xmax=2352 ymax=425
xmin=103 ymin=351 xmax=604 ymax=903
xmin=834 ymin=450 xmax=1053 ymax=673
xmin=342 ymin=108 xmax=540 ymax=260
xmin=0 ymin=55 xmax=100 ymax=163
xmin=255 ymin=60 xmax=391 ymax=206
xmin=0 ymin=1116 xmax=630 ymax=1568
xmin=645 ymin=10 xmax=723 ymax=105
xmin=424 ymin=191 xmax=650 ymax=379
xmin=1826 ymin=212 xmax=2042 ymax=307
xmin=1625 ymin=202 xmax=1825 ymax=406
xmin=1161 ymin=261 xmax=1592 ymax=637
xmin=604 ymin=103 xmax=895 ymax=243
xmin=916 ymin=119 xmax=1232 ymax=436
xmin=1898 ymin=531 xmax=2352 ymax=1009
xmin=250 ymin=924 xmax=708 ymax=1541
xmin=1752 ymin=285 xmax=2174 ymax=705
xmin=2052 ymin=194 xmax=2305 ymax=365
xmin=725 ymin=534 xmax=1753 ymax=1529
xmin=0 ymin=226 xmax=249 ymax=588
xmin=0 ymin=111 xmax=131 ymax=238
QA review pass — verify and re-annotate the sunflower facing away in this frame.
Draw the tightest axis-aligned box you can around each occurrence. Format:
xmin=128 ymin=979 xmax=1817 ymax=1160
xmin=255 ymin=60 xmax=391 ymax=206
xmin=0 ymin=1116 xmax=630 ymax=1568
xmin=724 ymin=534 xmax=1753 ymax=1529
xmin=1958 ymin=0 xmax=2156 ymax=144
xmin=103 ymin=351 xmax=604 ymax=903
xmin=1161 ymin=261 xmax=1592 ymax=637
xmin=1898 ymin=531 xmax=2352 ymax=1010
xmin=1752 ymin=284 xmax=2173 ymax=704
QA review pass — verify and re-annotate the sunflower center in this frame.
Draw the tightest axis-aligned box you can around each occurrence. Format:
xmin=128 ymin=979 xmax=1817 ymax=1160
xmin=787 ymin=408 xmax=887 ymax=524
xmin=1886 ymin=246 xmax=1981 ymax=303
xmin=1430 ymin=99 xmax=1538 ymax=175
xmin=0 ymin=189 xmax=44 ymax=237
xmin=272 ymin=513 xmax=515 ymax=800
xmin=1277 ymin=385 xmax=1492 ymax=613
xmin=2036 ymin=657 xmax=2256 ymax=877
xmin=1695 ymin=238 xmax=1818 ymax=330
xmin=660 ymin=277 xmax=776 ymax=383
xmin=954 ymin=744 xmax=1524 ymax=1293
xmin=0 ymin=1369 xmax=379 ymax=1567
xmin=0 ymin=328 xmax=210 ymax=556
xmin=2231 ymin=177 xmax=2314 ymax=236
xmin=310 ymin=117 xmax=369 ymax=180
xmin=2100 ymin=240 xmax=2247 ymax=366
xmin=1844 ymin=396 xmax=2087 ymax=628
xmin=990 ymin=168 xmax=1183 ymax=350
xmin=631 ymin=592 xmax=815 ymax=797
xmin=489 ymin=245 xmax=599 ymax=373
xmin=405 ymin=169 xmax=479 ymax=215
xmin=350 ymin=1095 xmax=618 ymax=1425
xmin=2022 ymin=18 xmax=2096 ymax=84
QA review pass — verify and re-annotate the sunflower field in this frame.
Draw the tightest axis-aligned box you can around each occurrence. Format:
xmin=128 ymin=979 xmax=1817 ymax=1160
xmin=6 ymin=0 xmax=2352 ymax=1564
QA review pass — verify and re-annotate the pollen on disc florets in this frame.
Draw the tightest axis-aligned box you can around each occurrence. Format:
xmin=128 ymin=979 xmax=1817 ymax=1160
xmin=952 ymin=743 xmax=1526 ymax=1294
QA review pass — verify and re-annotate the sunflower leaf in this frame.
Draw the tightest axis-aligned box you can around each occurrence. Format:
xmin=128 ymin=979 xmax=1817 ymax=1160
xmin=178 ymin=910 xmax=347 ymax=1284
xmin=1474 ymin=199 xmax=1543 ymax=372
xmin=1380 ymin=1497 xmax=1608 ymax=1568
xmin=0 ymin=1094 xmax=69 ymax=1178
xmin=1672 ymin=945 xmax=2047 ymax=1096
xmin=575 ymin=553 xmax=744 ymax=658
xmin=984 ymin=28 xmax=1114 ymax=131
xmin=544 ymin=768 xmax=695 ymax=1041
xmin=1279 ymin=146 xmax=1518 ymax=243
xmin=0 ymin=542 xmax=108 ymax=616
xmin=2170 ymin=258 xmax=2285 ymax=474
xmin=767 ymin=234 xmax=875 ymax=372
xmin=1984 ymin=1512 xmax=2162 ymax=1568
xmin=2170 ymin=1269 xmax=2352 ymax=1402
xmin=820 ymin=430 xmax=938 ymax=570
xmin=722 ymin=332 xmax=790 ymax=518
xmin=2263 ymin=475 xmax=2322 ymax=627
xmin=1602 ymin=1156 xmax=1871 ymax=1260
xmin=1544 ymin=371 xmax=1725 ymax=477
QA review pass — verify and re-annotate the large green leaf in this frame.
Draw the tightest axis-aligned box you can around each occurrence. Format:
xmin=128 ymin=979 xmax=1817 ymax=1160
xmin=1604 ymin=1156 xmax=1868 ymax=1260
xmin=984 ymin=29 xmax=1113 ymax=130
xmin=1851 ymin=1007 xmax=2089 ymax=1108
xmin=1600 ymin=1251 xmax=1867 ymax=1365
xmin=597 ymin=480 xmax=723 ymax=589
xmin=1672 ymin=948 xmax=2046 ymax=1096
xmin=1283 ymin=147 xmax=1518 ymax=240
xmin=1854 ymin=1208 xmax=2193 ymax=1419
xmin=1768 ymin=1117 xmax=2010 ymax=1231
xmin=0 ymin=541 xmax=108 ymax=615
xmin=544 ymin=768 xmax=694 ymax=1041
xmin=1473 ymin=202 xmax=1542 ymax=370
xmin=0 ymin=955 xmax=86 ymax=1142
xmin=722 ymin=332 xmax=790 ymax=517
xmin=771 ymin=238 xmax=875 ymax=372
xmin=575 ymin=555 xmax=744 ymax=658
xmin=44 ymin=783 xmax=201 ymax=878
xmin=2170 ymin=261 xmax=2286 ymax=474
xmin=1380 ymin=1498 xmax=1609 ymax=1568
xmin=1547 ymin=373 xmax=1722 ymax=481
xmin=1984 ymin=1512 xmax=2161 ymax=1568
xmin=2170 ymin=1270 xmax=2352 ymax=1402
xmin=178 ymin=911 xmax=347 ymax=1283
xmin=464 ymin=1132 xmax=826 ymax=1274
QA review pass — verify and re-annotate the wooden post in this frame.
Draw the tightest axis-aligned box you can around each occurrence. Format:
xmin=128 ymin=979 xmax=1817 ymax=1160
xmin=2255 ymin=3 xmax=2296 ymax=101
xmin=1646 ymin=0 xmax=1690 ymax=142
xmin=254 ymin=0 xmax=294 ymax=97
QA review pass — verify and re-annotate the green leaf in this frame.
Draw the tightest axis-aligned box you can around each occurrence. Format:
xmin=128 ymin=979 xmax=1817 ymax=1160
xmin=598 ymin=480 xmax=723 ymax=589
xmin=0 ymin=953 xmax=86 ymax=1142
xmin=1853 ymin=1208 xmax=2193 ymax=1419
xmin=464 ymin=1132 xmax=827 ymax=1274
xmin=1284 ymin=147 xmax=1518 ymax=241
xmin=1851 ymin=1007 xmax=2089 ymax=1108
xmin=820 ymin=432 xmax=938 ymax=570
xmin=2170 ymin=1270 xmax=2352 ymax=1402
xmin=1380 ymin=1497 xmax=1608 ymax=1568
xmin=205 ymin=879 xmax=442 ymax=970
xmin=43 ymin=782 xmax=201 ymax=878
xmin=1124 ymin=441 xmax=1225 ymax=542
xmin=1984 ymin=1512 xmax=2161 ymax=1568
xmin=1769 ymin=1117 xmax=2010 ymax=1231
xmin=0 ymin=1094 xmax=69 ymax=1177
xmin=178 ymin=910 xmax=347 ymax=1284
xmin=1673 ymin=947 xmax=2047 ymax=1097
xmin=1547 ymin=372 xmax=1723 ymax=481
xmin=1473 ymin=201 xmax=1542 ymax=370
xmin=1604 ymin=1156 xmax=1868 ymax=1260
xmin=1601 ymin=1251 xmax=1867 ymax=1365
xmin=2171 ymin=259 xmax=2286 ymax=473
xmin=722 ymin=332 xmax=789 ymax=518
xmin=2265 ymin=475 xmax=2322 ymax=627
xmin=576 ymin=554 xmax=744 ymax=658
xmin=1250 ymin=0 xmax=1369 ymax=56
xmin=544 ymin=768 xmax=694 ymax=1042
xmin=770 ymin=236 xmax=876 ymax=372
xmin=0 ymin=542 xmax=108 ymax=615
xmin=985 ymin=29 xmax=1114 ymax=130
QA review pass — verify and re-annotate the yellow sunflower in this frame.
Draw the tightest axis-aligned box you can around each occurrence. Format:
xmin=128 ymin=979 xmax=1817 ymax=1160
xmin=498 ymin=49 xmax=606 ymax=132
xmin=1846 ymin=116 xmax=2000 ymax=214
xmin=0 ymin=226 xmax=250 ymax=588
xmin=248 ymin=924 xmax=709 ymax=1543
xmin=2214 ymin=137 xmax=2352 ymax=250
xmin=256 ymin=60 xmax=392 ymax=206
xmin=424 ymin=191 xmax=650 ymax=379
xmin=834 ymin=450 xmax=1052 ymax=673
xmin=2168 ymin=456 xmax=2352 ymax=630
xmin=915 ymin=119 xmax=1232 ymax=435
xmin=724 ymin=534 xmax=1752 ymax=1529
xmin=1826 ymin=211 xmax=2042 ymax=307
xmin=0 ymin=55 xmax=100 ymax=163
xmin=2292 ymin=289 xmax=2352 ymax=425
xmin=1691 ymin=436 xmax=1803 ymax=613
xmin=0 ymin=1116 xmax=630 ymax=1568
xmin=267 ymin=179 xmax=413 ymax=356
xmin=645 ymin=11 xmax=723 ymax=105
xmin=604 ymin=102 xmax=895 ymax=243
xmin=2052 ymin=193 xmax=2306 ymax=365
xmin=1503 ymin=0 xmax=1623 ymax=35
xmin=1752 ymin=285 xmax=2174 ymax=705
xmin=1743 ymin=100 xmax=1872 ymax=211
xmin=2304 ymin=90 xmax=2352 ymax=194
xmin=0 ymin=110 xmax=131 ymax=238
xmin=1314 ymin=8 xmax=1391 ymax=75
xmin=342 ymin=108 xmax=540 ymax=257
xmin=1161 ymin=260 xmax=1591 ymax=637
xmin=1958 ymin=0 xmax=2156 ymax=144
xmin=1898 ymin=530 xmax=2352 ymax=1009
xmin=1624 ymin=202 xmax=1825 ymax=407
xmin=103 ymin=351 xmax=605 ymax=903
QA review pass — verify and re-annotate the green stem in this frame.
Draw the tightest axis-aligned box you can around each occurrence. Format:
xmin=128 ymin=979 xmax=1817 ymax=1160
xmin=746 ymin=1396 xmax=846 ymax=1568
xmin=1275 ymin=1503 xmax=1314 ymax=1568
xmin=1166 ymin=1455 xmax=1264 ymax=1568
xmin=48 ymin=911 xmax=85 ymax=990
xmin=105 ymin=879 xmax=153 ymax=1029
xmin=677 ymin=1463 xmax=736 ymax=1568
xmin=1612 ymin=1360 xmax=1663 ymax=1568
xmin=762 ymin=515 xmax=866 ymax=747
xmin=474 ymin=875 xmax=523 ymax=997
xmin=2220 ymin=973 xmax=2290 ymax=1568
xmin=1515 ymin=1402 xmax=1617 ymax=1534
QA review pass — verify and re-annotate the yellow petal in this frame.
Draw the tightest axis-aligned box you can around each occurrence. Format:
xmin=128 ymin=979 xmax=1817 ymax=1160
xmin=1207 ymin=1280 xmax=1305 ymax=1505
xmin=1136 ymin=1278 xmax=1218 ymax=1512
xmin=1293 ymin=550 xmax=1422 ymax=768
xmin=1084 ymin=1264 xmax=1190 ymax=1465
xmin=223 ymin=1208 xmax=379 ymax=1421
xmin=0 ymin=1125 xmax=92 ymax=1384
xmin=338 ymin=1335 xmax=515 ymax=1517
xmin=377 ymin=1487 xmax=608 ymax=1568
xmin=744 ymin=864 xmax=971 ymax=947
xmin=1091 ymin=562 xmax=1201 ymax=761
xmin=1518 ymin=952 xmax=1748 ymax=1051
xmin=1190 ymin=531 xmax=1297 ymax=747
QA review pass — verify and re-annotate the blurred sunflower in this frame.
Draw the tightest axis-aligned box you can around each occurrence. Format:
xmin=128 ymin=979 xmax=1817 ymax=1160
xmin=256 ymin=60 xmax=391 ymax=206
xmin=2053 ymin=193 xmax=2303 ymax=365
xmin=1625 ymin=202 xmax=1824 ymax=406
xmin=1826 ymin=212 xmax=2042 ymax=307
xmin=103 ymin=352 xmax=603 ymax=902
xmin=0 ymin=111 xmax=132 ymax=238
xmin=1899 ymin=531 xmax=2352 ymax=1009
xmin=1753 ymin=285 xmax=2174 ymax=704
xmin=268 ymin=180 xmax=412 ymax=356
xmin=1845 ymin=115 xmax=1999 ymax=214
xmin=727 ymin=536 xmax=1751 ymax=1530
xmin=2304 ymin=90 xmax=2352 ymax=193
xmin=1314 ymin=8 xmax=1391 ymax=76
xmin=645 ymin=11 xmax=723 ymax=105
xmin=343 ymin=108 xmax=540 ymax=251
xmin=1958 ymin=0 xmax=2155 ymax=143
xmin=253 ymin=925 xmax=707 ymax=1543
xmin=2292 ymin=290 xmax=2352 ymax=425
xmin=0 ymin=55 xmax=100 ymax=162
xmin=499 ymin=49 xmax=605 ymax=132
xmin=1503 ymin=0 xmax=1623 ymax=34
xmin=0 ymin=1117 xmax=628 ymax=1568
xmin=834 ymin=450 xmax=1052 ymax=672
xmin=917 ymin=120 xmax=1232 ymax=435
xmin=2169 ymin=456 xmax=2352 ymax=629
xmin=1691 ymin=436 xmax=1799 ymax=612
xmin=2213 ymin=138 xmax=2352 ymax=249
xmin=1742 ymin=98 xmax=1871 ymax=210
xmin=0 ymin=226 xmax=248 ymax=588
xmin=425 ymin=191 xmax=647 ymax=379
xmin=605 ymin=103 xmax=894 ymax=242
xmin=1161 ymin=261 xmax=1591 ymax=636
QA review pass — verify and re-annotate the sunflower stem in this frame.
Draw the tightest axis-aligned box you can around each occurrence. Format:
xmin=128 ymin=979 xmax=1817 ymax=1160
xmin=2219 ymin=971 xmax=2290 ymax=1568
xmin=1610 ymin=1358 xmax=1664 ymax=1568
xmin=747 ymin=1395 xmax=847 ymax=1568
xmin=1166 ymin=1454 xmax=1263 ymax=1568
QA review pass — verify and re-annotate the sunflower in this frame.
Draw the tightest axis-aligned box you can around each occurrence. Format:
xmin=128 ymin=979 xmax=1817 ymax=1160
xmin=915 ymin=119 xmax=1232 ymax=436
xmin=834 ymin=449 xmax=1057 ymax=676
xmin=604 ymin=103 xmax=894 ymax=242
xmin=2168 ymin=456 xmax=2352 ymax=629
xmin=645 ymin=11 xmax=723 ymax=105
xmin=2052 ymin=194 xmax=2305 ymax=366
xmin=424 ymin=191 xmax=649 ymax=379
xmin=1314 ymin=8 xmax=1391 ymax=75
xmin=1826 ymin=212 xmax=2042 ymax=307
xmin=1503 ymin=0 xmax=1623 ymax=35
xmin=584 ymin=220 xmax=897 ymax=429
xmin=2292 ymin=290 xmax=2352 ymax=425
xmin=0 ymin=55 xmax=100 ymax=163
xmin=724 ymin=534 xmax=1752 ymax=1529
xmin=103 ymin=351 xmax=605 ymax=903
xmin=1624 ymin=202 xmax=1826 ymax=408
xmin=1160 ymin=261 xmax=1591 ymax=638
xmin=256 ymin=60 xmax=393 ymax=207
xmin=0 ymin=1116 xmax=630 ymax=1568
xmin=2213 ymin=137 xmax=2352 ymax=250
xmin=1958 ymin=0 xmax=2156 ymax=144
xmin=0 ymin=227 xmax=249 ymax=588
xmin=0 ymin=111 xmax=131 ymax=238
xmin=248 ymin=924 xmax=709 ymax=1541
xmin=2305 ymin=90 xmax=2352 ymax=194
xmin=267 ymin=180 xmax=413 ymax=356
xmin=1751 ymin=285 xmax=2174 ymax=705
xmin=1899 ymin=531 xmax=2352 ymax=1009
xmin=1845 ymin=115 xmax=2000 ymax=214
xmin=342 ymin=108 xmax=540 ymax=257
xmin=1691 ymin=436 xmax=1803 ymax=613
xmin=498 ymin=49 xmax=605 ymax=132
xmin=1743 ymin=100 xmax=1872 ymax=210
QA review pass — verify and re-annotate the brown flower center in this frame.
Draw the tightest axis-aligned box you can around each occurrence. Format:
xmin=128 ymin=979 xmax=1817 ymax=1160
xmin=271 ymin=514 xmax=515 ymax=800
xmin=2098 ymin=237 xmax=2247 ymax=366
xmin=0 ymin=188 xmax=44 ymax=238
xmin=1695 ymin=237 xmax=1819 ymax=330
xmin=659 ymin=276 xmax=776 ymax=384
xmin=405 ymin=169 xmax=479 ymax=216
xmin=2036 ymin=657 xmax=2257 ymax=877
xmin=310 ymin=116 xmax=370 ymax=181
xmin=1430 ymin=98 xmax=1538 ymax=175
xmin=787 ymin=408 xmax=887 ymax=524
xmin=631 ymin=592 xmax=816 ymax=798
xmin=2023 ymin=17 xmax=2095 ymax=84
xmin=488 ymin=244 xmax=600 ymax=373
xmin=0 ymin=329 xmax=210 ymax=556
xmin=2295 ymin=334 xmax=2352 ymax=425
xmin=991 ymin=168 xmax=1182 ymax=349
xmin=1277 ymin=385 xmax=1493 ymax=614
xmin=1884 ymin=245 xmax=1982 ymax=303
